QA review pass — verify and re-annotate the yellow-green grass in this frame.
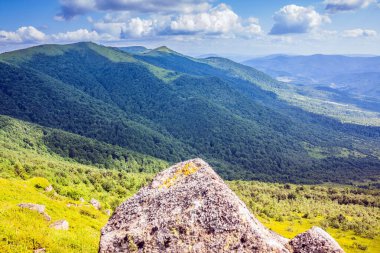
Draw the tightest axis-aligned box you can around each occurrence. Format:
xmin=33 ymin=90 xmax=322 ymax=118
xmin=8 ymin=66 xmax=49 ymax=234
xmin=258 ymin=216 xmax=380 ymax=253
xmin=0 ymin=178 xmax=108 ymax=253
xmin=229 ymin=181 xmax=380 ymax=253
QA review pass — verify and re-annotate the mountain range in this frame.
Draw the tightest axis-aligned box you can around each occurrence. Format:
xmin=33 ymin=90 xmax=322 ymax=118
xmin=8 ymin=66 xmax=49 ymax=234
xmin=243 ymin=54 xmax=380 ymax=100
xmin=1 ymin=42 xmax=379 ymax=183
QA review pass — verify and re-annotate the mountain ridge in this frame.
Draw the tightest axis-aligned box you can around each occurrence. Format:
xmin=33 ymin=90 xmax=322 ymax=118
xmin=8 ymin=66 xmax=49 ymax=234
xmin=1 ymin=42 xmax=379 ymax=183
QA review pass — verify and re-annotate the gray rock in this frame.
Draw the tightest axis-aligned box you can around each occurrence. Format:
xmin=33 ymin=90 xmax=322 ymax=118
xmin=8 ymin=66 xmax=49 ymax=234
xmin=45 ymin=185 xmax=53 ymax=192
xmin=18 ymin=203 xmax=45 ymax=214
xmin=90 ymin=198 xmax=101 ymax=210
xmin=79 ymin=197 xmax=85 ymax=203
xmin=288 ymin=226 xmax=345 ymax=253
xmin=99 ymin=159 xmax=344 ymax=253
xmin=50 ymin=220 xmax=69 ymax=230
xmin=105 ymin=209 xmax=112 ymax=216
xmin=33 ymin=248 xmax=46 ymax=253
xmin=18 ymin=203 xmax=51 ymax=221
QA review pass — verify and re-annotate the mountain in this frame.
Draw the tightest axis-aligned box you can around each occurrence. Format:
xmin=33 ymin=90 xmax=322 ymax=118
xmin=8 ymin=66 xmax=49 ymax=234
xmin=100 ymin=159 xmax=344 ymax=253
xmin=0 ymin=42 xmax=380 ymax=183
xmin=118 ymin=46 xmax=149 ymax=54
xmin=242 ymin=54 xmax=380 ymax=99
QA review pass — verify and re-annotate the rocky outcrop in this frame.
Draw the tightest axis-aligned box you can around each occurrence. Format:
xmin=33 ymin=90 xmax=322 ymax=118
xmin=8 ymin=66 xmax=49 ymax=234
xmin=99 ymin=158 xmax=344 ymax=253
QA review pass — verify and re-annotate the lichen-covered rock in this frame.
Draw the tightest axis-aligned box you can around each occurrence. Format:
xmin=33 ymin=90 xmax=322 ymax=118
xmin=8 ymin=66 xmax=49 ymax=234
xmin=288 ymin=226 xmax=344 ymax=253
xmin=99 ymin=159 xmax=344 ymax=253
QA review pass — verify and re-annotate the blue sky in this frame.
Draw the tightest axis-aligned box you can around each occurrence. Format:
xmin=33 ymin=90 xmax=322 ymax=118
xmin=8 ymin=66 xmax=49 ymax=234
xmin=0 ymin=0 xmax=379 ymax=57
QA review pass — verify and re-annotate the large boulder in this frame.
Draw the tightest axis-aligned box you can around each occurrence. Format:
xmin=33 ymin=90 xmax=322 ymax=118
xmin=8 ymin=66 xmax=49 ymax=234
xmin=99 ymin=159 xmax=344 ymax=253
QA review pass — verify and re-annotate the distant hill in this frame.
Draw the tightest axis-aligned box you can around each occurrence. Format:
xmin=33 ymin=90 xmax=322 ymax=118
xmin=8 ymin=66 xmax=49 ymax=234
xmin=118 ymin=46 xmax=149 ymax=54
xmin=1 ymin=42 xmax=380 ymax=183
xmin=243 ymin=54 xmax=380 ymax=99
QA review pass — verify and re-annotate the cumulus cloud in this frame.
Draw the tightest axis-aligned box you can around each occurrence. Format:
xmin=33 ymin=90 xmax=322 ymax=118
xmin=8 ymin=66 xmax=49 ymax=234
xmin=0 ymin=26 xmax=46 ymax=43
xmin=93 ymin=4 xmax=262 ymax=39
xmin=0 ymin=26 xmax=115 ymax=45
xmin=324 ymin=0 xmax=376 ymax=13
xmin=57 ymin=0 xmax=211 ymax=20
xmin=342 ymin=28 xmax=377 ymax=37
xmin=269 ymin=5 xmax=330 ymax=35
xmin=51 ymin=28 xmax=115 ymax=41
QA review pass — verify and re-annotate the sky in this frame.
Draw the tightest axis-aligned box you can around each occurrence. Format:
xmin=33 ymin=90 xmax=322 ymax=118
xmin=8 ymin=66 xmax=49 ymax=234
xmin=0 ymin=0 xmax=379 ymax=58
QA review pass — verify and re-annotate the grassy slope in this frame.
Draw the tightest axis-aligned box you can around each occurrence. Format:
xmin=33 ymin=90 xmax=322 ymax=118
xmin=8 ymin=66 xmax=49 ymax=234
xmin=0 ymin=178 xmax=108 ymax=253
xmin=0 ymin=116 xmax=379 ymax=252
xmin=0 ymin=116 xmax=158 ymax=252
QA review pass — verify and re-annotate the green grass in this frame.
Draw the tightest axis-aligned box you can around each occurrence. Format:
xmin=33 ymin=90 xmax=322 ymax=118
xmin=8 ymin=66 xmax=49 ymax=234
xmin=0 ymin=178 xmax=109 ymax=253
xmin=229 ymin=181 xmax=380 ymax=253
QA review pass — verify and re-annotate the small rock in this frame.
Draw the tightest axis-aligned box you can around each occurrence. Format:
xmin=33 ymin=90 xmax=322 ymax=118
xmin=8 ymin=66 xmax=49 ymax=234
xmin=79 ymin=197 xmax=85 ymax=203
xmin=45 ymin=185 xmax=53 ymax=192
xmin=18 ymin=203 xmax=51 ymax=221
xmin=42 ymin=213 xmax=51 ymax=221
xmin=18 ymin=203 xmax=45 ymax=214
xmin=33 ymin=248 xmax=46 ymax=253
xmin=105 ymin=209 xmax=111 ymax=216
xmin=90 ymin=198 xmax=101 ymax=210
xmin=50 ymin=220 xmax=69 ymax=230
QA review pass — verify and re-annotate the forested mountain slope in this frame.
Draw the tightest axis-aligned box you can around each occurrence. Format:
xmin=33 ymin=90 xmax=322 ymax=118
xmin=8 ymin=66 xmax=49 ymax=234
xmin=0 ymin=42 xmax=379 ymax=183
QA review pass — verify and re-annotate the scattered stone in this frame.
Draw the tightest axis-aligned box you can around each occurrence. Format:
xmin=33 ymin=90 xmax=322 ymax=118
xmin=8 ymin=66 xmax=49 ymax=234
xmin=18 ymin=203 xmax=45 ymax=214
xmin=42 ymin=213 xmax=51 ymax=221
xmin=288 ymin=226 xmax=345 ymax=253
xmin=33 ymin=248 xmax=46 ymax=253
xmin=50 ymin=220 xmax=69 ymax=230
xmin=105 ymin=209 xmax=111 ymax=216
xmin=90 ymin=198 xmax=101 ymax=210
xmin=79 ymin=197 xmax=85 ymax=203
xmin=99 ymin=158 xmax=345 ymax=253
xmin=45 ymin=185 xmax=53 ymax=192
xmin=18 ymin=203 xmax=51 ymax=221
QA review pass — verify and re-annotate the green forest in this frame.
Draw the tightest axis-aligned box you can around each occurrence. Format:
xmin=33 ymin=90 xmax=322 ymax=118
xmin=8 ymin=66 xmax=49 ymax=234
xmin=0 ymin=42 xmax=379 ymax=183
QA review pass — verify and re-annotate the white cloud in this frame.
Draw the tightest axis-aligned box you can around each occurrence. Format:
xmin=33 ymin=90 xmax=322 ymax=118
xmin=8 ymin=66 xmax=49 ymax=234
xmin=324 ymin=0 xmax=376 ymax=13
xmin=121 ymin=18 xmax=157 ymax=38
xmin=51 ymin=28 xmax=114 ymax=41
xmin=0 ymin=26 xmax=46 ymax=43
xmin=92 ymin=4 xmax=262 ymax=39
xmin=270 ymin=5 xmax=330 ymax=35
xmin=169 ymin=4 xmax=241 ymax=35
xmin=57 ymin=0 xmax=211 ymax=20
xmin=342 ymin=28 xmax=377 ymax=37
xmin=0 ymin=26 xmax=116 ymax=45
